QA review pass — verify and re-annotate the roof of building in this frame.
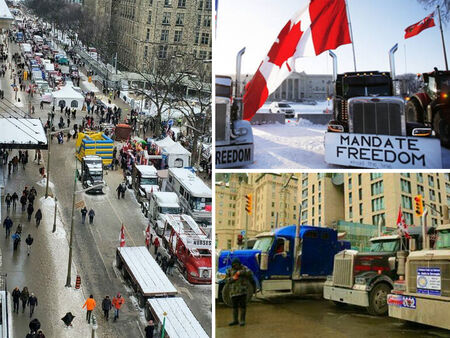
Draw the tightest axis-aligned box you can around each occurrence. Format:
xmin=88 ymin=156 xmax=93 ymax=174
xmin=0 ymin=118 xmax=47 ymax=149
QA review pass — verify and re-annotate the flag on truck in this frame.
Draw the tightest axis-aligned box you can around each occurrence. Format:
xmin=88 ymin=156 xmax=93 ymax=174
xmin=243 ymin=0 xmax=352 ymax=121
xmin=396 ymin=206 xmax=411 ymax=239
xmin=404 ymin=12 xmax=435 ymax=39
xmin=119 ymin=224 xmax=126 ymax=247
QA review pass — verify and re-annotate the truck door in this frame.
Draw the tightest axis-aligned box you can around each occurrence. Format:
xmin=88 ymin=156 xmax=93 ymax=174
xmin=268 ymin=237 xmax=292 ymax=277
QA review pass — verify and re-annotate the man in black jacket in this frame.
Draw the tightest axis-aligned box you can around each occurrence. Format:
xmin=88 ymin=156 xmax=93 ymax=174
xmin=12 ymin=287 xmax=21 ymax=313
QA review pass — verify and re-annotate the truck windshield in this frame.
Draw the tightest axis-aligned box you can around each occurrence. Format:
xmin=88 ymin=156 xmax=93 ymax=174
xmin=90 ymin=173 xmax=102 ymax=181
xmin=344 ymin=83 xmax=391 ymax=97
xmin=369 ymin=239 xmax=399 ymax=252
xmin=159 ymin=207 xmax=181 ymax=214
xmin=190 ymin=197 xmax=212 ymax=211
xmin=253 ymin=236 xmax=274 ymax=253
xmin=141 ymin=177 xmax=158 ymax=185
xmin=436 ymin=230 xmax=450 ymax=249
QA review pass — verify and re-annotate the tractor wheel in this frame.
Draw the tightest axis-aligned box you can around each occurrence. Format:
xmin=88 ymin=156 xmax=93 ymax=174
xmin=405 ymin=99 xmax=424 ymax=123
xmin=367 ymin=283 xmax=391 ymax=316
xmin=434 ymin=111 xmax=450 ymax=148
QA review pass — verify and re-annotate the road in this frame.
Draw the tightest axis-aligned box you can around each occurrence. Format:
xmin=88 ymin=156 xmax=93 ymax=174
xmin=0 ymin=34 xmax=211 ymax=337
xmin=216 ymin=295 xmax=450 ymax=338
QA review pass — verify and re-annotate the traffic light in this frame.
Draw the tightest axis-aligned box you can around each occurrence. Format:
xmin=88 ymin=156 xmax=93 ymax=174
xmin=414 ymin=195 xmax=424 ymax=216
xmin=245 ymin=194 xmax=252 ymax=215
xmin=237 ymin=234 xmax=243 ymax=246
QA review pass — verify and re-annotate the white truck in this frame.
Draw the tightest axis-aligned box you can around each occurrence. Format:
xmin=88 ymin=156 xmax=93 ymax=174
xmin=132 ymin=164 xmax=160 ymax=211
xmin=148 ymin=192 xmax=182 ymax=233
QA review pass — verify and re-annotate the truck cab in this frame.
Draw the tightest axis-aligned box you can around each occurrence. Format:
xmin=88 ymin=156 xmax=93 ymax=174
xmin=132 ymin=164 xmax=159 ymax=206
xmin=324 ymin=228 xmax=422 ymax=316
xmin=148 ymin=192 xmax=182 ymax=235
xmin=216 ymin=225 xmax=350 ymax=306
xmin=79 ymin=155 xmax=104 ymax=194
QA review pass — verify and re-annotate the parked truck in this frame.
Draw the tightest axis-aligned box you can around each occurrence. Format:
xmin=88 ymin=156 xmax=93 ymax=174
xmin=405 ymin=68 xmax=450 ymax=147
xmin=160 ymin=214 xmax=212 ymax=284
xmin=148 ymin=192 xmax=181 ymax=231
xmin=324 ymin=47 xmax=439 ymax=169
xmin=78 ymin=155 xmax=104 ymax=194
xmin=323 ymin=227 xmax=423 ymax=316
xmin=132 ymin=164 xmax=159 ymax=211
xmin=216 ymin=225 xmax=350 ymax=306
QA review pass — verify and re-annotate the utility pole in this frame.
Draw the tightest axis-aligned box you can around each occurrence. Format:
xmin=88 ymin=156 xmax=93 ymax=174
xmin=437 ymin=5 xmax=449 ymax=70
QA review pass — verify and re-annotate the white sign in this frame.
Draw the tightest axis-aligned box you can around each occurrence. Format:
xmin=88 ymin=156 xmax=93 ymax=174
xmin=324 ymin=133 xmax=442 ymax=169
xmin=216 ymin=144 xmax=253 ymax=169
xmin=417 ymin=267 xmax=441 ymax=295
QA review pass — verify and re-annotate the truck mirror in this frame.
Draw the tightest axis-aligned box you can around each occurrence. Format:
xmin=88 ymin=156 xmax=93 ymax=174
xmin=260 ymin=253 xmax=268 ymax=271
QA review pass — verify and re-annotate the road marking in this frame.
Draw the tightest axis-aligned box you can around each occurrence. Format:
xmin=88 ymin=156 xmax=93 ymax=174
xmin=87 ymin=226 xmax=113 ymax=281
xmin=105 ymin=195 xmax=137 ymax=246
xmin=178 ymin=287 xmax=194 ymax=300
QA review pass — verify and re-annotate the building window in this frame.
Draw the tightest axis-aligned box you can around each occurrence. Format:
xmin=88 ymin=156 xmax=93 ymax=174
xmin=176 ymin=13 xmax=184 ymax=26
xmin=301 ymin=210 xmax=308 ymax=220
xmin=358 ymin=174 xmax=362 ymax=185
xmin=372 ymin=213 xmax=385 ymax=226
xmin=195 ymin=31 xmax=200 ymax=44
xmin=144 ymin=46 xmax=148 ymax=59
xmin=359 ymin=188 xmax=362 ymax=200
xmin=197 ymin=14 xmax=202 ymax=27
xmin=302 ymin=200 xmax=308 ymax=209
xmin=401 ymin=179 xmax=411 ymax=193
xmin=160 ymin=29 xmax=169 ymax=42
xmin=318 ymin=192 xmax=321 ymax=203
xmin=147 ymin=11 xmax=152 ymax=24
xmin=146 ymin=28 xmax=150 ymax=41
xmin=429 ymin=189 xmax=436 ymax=201
xmin=348 ymin=177 xmax=352 ymax=190
xmin=178 ymin=0 xmax=186 ymax=8
xmin=158 ymin=45 xmax=168 ymax=58
xmin=302 ymin=188 xmax=308 ymax=199
xmin=428 ymin=175 xmax=434 ymax=187
xmin=372 ymin=197 xmax=385 ymax=212
xmin=349 ymin=206 xmax=353 ymax=218
xmin=401 ymin=173 xmax=410 ymax=178
xmin=201 ymin=32 xmax=209 ymax=45
xmin=198 ymin=50 xmax=207 ymax=59
xmin=359 ymin=203 xmax=363 ymax=215
xmin=174 ymin=30 xmax=182 ymax=42
xmin=401 ymin=195 xmax=412 ymax=209
xmin=370 ymin=173 xmax=383 ymax=180
xmin=416 ymin=173 xmax=423 ymax=183
xmin=203 ymin=15 xmax=211 ymax=27
xmin=349 ymin=192 xmax=352 ymax=204
xmin=205 ymin=0 xmax=212 ymax=10
xmin=164 ymin=0 xmax=172 ymax=7
xmin=371 ymin=181 xmax=384 ymax=195
xmin=162 ymin=12 xmax=171 ymax=25
xmin=403 ymin=212 xmax=413 ymax=225
xmin=198 ymin=0 xmax=203 ymax=10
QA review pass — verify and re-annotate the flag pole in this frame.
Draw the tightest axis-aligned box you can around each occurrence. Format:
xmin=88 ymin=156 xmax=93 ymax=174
xmin=437 ymin=5 xmax=449 ymax=70
xmin=345 ymin=0 xmax=357 ymax=71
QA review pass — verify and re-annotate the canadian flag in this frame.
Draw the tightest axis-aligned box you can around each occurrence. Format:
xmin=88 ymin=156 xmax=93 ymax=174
xmin=397 ymin=206 xmax=411 ymax=239
xmin=119 ymin=224 xmax=126 ymax=247
xmin=145 ymin=224 xmax=151 ymax=247
xmin=243 ymin=0 xmax=352 ymax=121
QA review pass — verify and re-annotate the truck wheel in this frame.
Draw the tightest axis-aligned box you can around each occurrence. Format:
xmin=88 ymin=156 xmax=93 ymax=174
xmin=367 ymin=283 xmax=391 ymax=316
xmin=115 ymin=253 xmax=123 ymax=270
xmin=433 ymin=111 xmax=450 ymax=148
xmin=405 ymin=99 xmax=423 ymax=123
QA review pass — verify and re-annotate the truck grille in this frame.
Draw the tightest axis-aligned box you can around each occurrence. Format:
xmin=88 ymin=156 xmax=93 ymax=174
xmin=349 ymin=98 xmax=404 ymax=136
xmin=216 ymin=103 xmax=227 ymax=142
xmin=332 ymin=252 xmax=354 ymax=288
xmin=407 ymin=260 xmax=450 ymax=297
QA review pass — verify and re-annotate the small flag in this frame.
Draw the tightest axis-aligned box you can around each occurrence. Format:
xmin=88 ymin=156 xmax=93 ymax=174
xmin=119 ymin=224 xmax=126 ymax=247
xmin=396 ymin=206 xmax=411 ymax=239
xmin=404 ymin=12 xmax=435 ymax=39
xmin=145 ymin=224 xmax=150 ymax=247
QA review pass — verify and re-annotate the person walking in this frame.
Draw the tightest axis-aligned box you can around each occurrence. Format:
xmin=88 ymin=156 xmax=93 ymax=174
xmin=101 ymin=295 xmax=112 ymax=321
xmin=20 ymin=287 xmax=29 ymax=313
xmin=112 ymin=293 xmax=124 ymax=322
xmin=20 ymin=193 xmax=27 ymax=212
xmin=35 ymin=209 xmax=42 ymax=227
xmin=144 ymin=320 xmax=155 ymax=338
xmin=3 ymin=216 xmax=13 ymax=238
xmin=25 ymin=234 xmax=34 ymax=256
xmin=120 ymin=181 xmax=126 ymax=199
xmin=12 ymin=231 xmax=21 ymax=251
xmin=153 ymin=237 xmax=160 ymax=255
xmin=167 ymin=255 xmax=176 ymax=276
xmin=5 ymin=193 xmax=12 ymax=210
xmin=225 ymin=258 xmax=254 ymax=327
xmin=82 ymin=295 xmax=96 ymax=323
xmin=12 ymin=286 xmax=21 ymax=314
xmin=27 ymin=203 xmax=34 ymax=222
xmin=81 ymin=206 xmax=87 ymax=224
xmin=28 ymin=293 xmax=38 ymax=317
xmin=116 ymin=183 xmax=123 ymax=199
xmin=12 ymin=192 xmax=18 ymax=210
xmin=88 ymin=209 xmax=95 ymax=225
xmin=27 ymin=192 xmax=35 ymax=206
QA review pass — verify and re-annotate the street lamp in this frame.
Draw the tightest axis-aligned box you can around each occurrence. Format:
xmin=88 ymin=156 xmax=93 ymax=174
xmin=65 ymin=158 xmax=105 ymax=287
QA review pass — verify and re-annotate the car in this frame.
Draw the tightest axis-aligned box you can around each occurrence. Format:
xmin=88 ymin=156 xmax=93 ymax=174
xmin=269 ymin=102 xmax=295 ymax=118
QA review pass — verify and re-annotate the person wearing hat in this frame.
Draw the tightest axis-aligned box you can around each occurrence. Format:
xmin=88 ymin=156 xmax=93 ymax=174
xmin=112 ymin=293 xmax=125 ymax=322
xmin=145 ymin=319 xmax=155 ymax=338
xmin=225 ymin=257 xmax=253 ymax=326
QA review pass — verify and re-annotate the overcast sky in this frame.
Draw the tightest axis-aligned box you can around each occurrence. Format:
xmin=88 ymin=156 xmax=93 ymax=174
xmin=215 ymin=0 xmax=450 ymax=76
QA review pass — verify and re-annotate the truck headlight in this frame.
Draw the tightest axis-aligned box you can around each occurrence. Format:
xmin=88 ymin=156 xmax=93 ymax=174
xmin=355 ymin=277 xmax=367 ymax=285
xmin=216 ymin=272 xmax=226 ymax=281
xmin=190 ymin=271 xmax=199 ymax=277
xmin=328 ymin=124 xmax=344 ymax=133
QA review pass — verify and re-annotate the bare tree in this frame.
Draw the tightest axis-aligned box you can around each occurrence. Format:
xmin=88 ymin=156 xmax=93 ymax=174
xmin=417 ymin=0 xmax=450 ymax=22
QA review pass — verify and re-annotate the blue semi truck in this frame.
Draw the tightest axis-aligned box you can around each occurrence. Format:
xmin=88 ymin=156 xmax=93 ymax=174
xmin=216 ymin=225 xmax=350 ymax=305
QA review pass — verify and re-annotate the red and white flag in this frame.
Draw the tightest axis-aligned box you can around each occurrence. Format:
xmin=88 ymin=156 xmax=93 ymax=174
xmin=119 ymin=224 xmax=126 ymax=247
xmin=145 ymin=224 xmax=151 ymax=247
xmin=243 ymin=0 xmax=352 ymax=121
xmin=404 ymin=12 xmax=435 ymax=39
xmin=397 ymin=206 xmax=411 ymax=239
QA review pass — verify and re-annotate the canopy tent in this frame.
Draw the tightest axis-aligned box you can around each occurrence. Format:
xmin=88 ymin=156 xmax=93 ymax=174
xmin=52 ymin=85 xmax=85 ymax=109
xmin=0 ymin=118 xmax=47 ymax=149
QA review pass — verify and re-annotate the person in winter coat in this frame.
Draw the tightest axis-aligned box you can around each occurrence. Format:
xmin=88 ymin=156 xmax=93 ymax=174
xmin=3 ymin=216 xmax=13 ymax=238
xmin=27 ymin=203 xmax=34 ymax=221
xmin=145 ymin=320 xmax=155 ymax=338
xmin=20 ymin=194 xmax=27 ymax=211
xmin=27 ymin=192 xmax=35 ymax=206
xmin=35 ymin=209 xmax=42 ymax=227
xmin=161 ymin=256 xmax=168 ymax=273
xmin=12 ymin=192 xmax=18 ymax=209
xmin=25 ymin=234 xmax=34 ymax=256
xmin=5 ymin=193 xmax=11 ymax=210
xmin=12 ymin=286 xmax=21 ymax=313
xmin=82 ymin=295 xmax=96 ymax=323
xmin=12 ymin=231 xmax=21 ymax=251
xmin=167 ymin=255 xmax=176 ymax=276
xmin=120 ymin=182 xmax=126 ymax=199
xmin=81 ymin=206 xmax=88 ymax=224
xmin=88 ymin=209 xmax=95 ymax=224
xmin=21 ymin=287 xmax=29 ymax=313
xmin=28 ymin=293 xmax=38 ymax=317
xmin=102 ymin=295 xmax=112 ymax=321
xmin=153 ymin=237 xmax=160 ymax=255
xmin=112 ymin=293 xmax=124 ymax=322
xmin=116 ymin=183 xmax=123 ymax=199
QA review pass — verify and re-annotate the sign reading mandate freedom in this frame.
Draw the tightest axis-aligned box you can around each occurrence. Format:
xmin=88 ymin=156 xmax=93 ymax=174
xmin=325 ymin=133 xmax=442 ymax=169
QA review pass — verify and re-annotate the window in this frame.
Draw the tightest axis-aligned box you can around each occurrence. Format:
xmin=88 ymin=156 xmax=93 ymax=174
xmin=372 ymin=197 xmax=385 ymax=212
xmin=70 ymin=100 xmax=78 ymax=108
xmin=198 ymin=50 xmax=207 ymax=59
xmin=198 ymin=0 xmax=203 ymax=10
xmin=302 ymin=189 xmax=308 ymax=199
xmin=158 ymin=45 xmax=168 ymax=58
xmin=301 ymin=210 xmax=308 ymax=220
xmin=403 ymin=212 xmax=413 ymax=225
xmin=201 ymin=32 xmax=209 ymax=45
xmin=358 ymin=174 xmax=362 ymax=185
xmin=401 ymin=179 xmax=411 ymax=193
xmin=195 ymin=31 xmax=200 ymax=44
xmin=302 ymin=178 xmax=308 ymax=188
xmin=349 ymin=192 xmax=352 ymax=204
xmin=203 ymin=15 xmax=211 ymax=27
xmin=176 ymin=13 xmax=184 ymax=26
xmin=372 ymin=213 xmax=385 ymax=226
xmin=428 ymin=175 xmax=434 ymax=187
xmin=160 ymin=29 xmax=169 ymax=42
xmin=164 ymin=0 xmax=172 ymax=7
xmin=147 ymin=11 xmax=152 ymax=24
xmin=301 ymin=200 xmax=308 ymax=209
xmin=197 ymin=14 xmax=202 ymax=27
xmin=429 ymin=189 xmax=436 ymax=201
xmin=417 ymin=185 xmax=424 ymax=196
xmin=144 ymin=46 xmax=148 ymax=59
xmin=359 ymin=203 xmax=363 ymax=215
xmin=416 ymin=173 xmax=423 ymax=183
xmin=349 ymin=206 xmax=353 ymax=218
xmin=401 ymin=173 xmax=410 ymax=178
xmin=401 ymin=195 xmax=412 ymax=209
xmin=348 ymin=178 xmax=352 ymax=190
xmin=205 ymin=0 xmax=212 ymax=10
xmin=162 ymin=12 xmax=171 ymax=25
xmin=318 ymin=192 xmax=321 ymax=203
xmin=359 ymin=188 xmax=362 ymax=200
xmin=174 ymin=30 xmax=182 ymax=43
xmin=371 ymin=173 xmax=383 ymax=180
xmin=304 ymin=231 xmax=318 ymax=239
xmin=146 ymin=28 xmax=150 ymax=41
xmin=371 ymin=181 xmax=383 ymax=195
xmin=178 ymin=0 xmax=186 ymax=7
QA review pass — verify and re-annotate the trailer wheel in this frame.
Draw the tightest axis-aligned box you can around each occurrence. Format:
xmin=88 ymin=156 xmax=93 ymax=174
xmin=405 ymin=99 xmax=423 ymax=123
xmin=115 ymin=253 xmax=123 ymax=270
xmin=434 ymin=111 xmax=450 ymax=148
xmin=138 ymin=292 xmax=146 ymax=308
xmin=367 ymin=283 xmax=391 ymax=316
xmin=221 ymin=280 xmax=254 ymax=307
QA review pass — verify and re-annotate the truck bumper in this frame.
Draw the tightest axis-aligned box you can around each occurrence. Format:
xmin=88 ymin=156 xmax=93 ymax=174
xmin=323 ymin=284 xmax=369 ymax=307
xmin=388 ymin=293 xmax=450 ymax=330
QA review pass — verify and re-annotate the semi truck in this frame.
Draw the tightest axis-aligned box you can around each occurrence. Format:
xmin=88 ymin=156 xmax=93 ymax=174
xmin=216 ymin=225 xmax=350 ymax=306
xmin=324 ymin=48 xmax=440 ymax=169
xmin=148 ymin=192 xmax=181 ymax=231
xmin=160 ymin=214 xmax=212 ymax=284
xmin=215 ymin=48 xmax=254 ymax=169
xmin=388 ymin=221 xmax=450 ymax=330
xmin=406 ymin=69 xmax=450 ymax=147
xmin=323 ymin=227 xmax=423 ymax=316
xmin=132 ymin=164 xmax=159 ymax=211
xmin=78 ymin=155 xmax=104 ymax=194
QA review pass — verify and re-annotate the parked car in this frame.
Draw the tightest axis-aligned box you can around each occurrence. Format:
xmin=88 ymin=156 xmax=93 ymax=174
xmin=269 ymin=102 xmax=295 ymax=118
